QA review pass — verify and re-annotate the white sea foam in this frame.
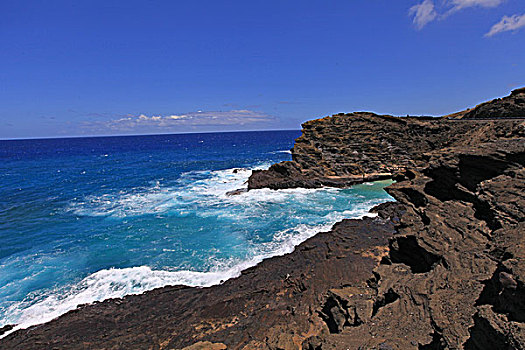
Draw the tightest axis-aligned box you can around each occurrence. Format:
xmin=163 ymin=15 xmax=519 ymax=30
xmin=0 ymin=203 xmax=380 ymax=337
xmin=66 ymin=164 xmax=265 ymax=218
xmin=66 ymin=162 xmax=340 ymax=218
xmin=0 ymin=264 xmax=247 ymax=338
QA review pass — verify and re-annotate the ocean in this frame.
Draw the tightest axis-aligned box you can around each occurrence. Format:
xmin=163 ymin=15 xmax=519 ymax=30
xmin=0 ymin=130 xmax=393 ymax=334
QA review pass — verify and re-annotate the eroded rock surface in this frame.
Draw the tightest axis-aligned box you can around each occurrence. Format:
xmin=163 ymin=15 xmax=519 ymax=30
xmin=248 ymin=112 xmax=523 ymax=190
xmin=312 ymin=138 xmax=524 ymax=349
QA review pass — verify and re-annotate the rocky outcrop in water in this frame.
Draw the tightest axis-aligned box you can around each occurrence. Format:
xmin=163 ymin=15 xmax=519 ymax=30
xmin=1 ymin=91 xmax=524 ymax=350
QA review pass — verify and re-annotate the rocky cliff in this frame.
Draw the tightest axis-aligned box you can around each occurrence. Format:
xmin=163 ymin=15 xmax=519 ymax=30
xmin=311 ymin=136 xmax=525 ymax=349
xmin=1 ymin=92 xmax=524 ymax=350
xmin=248 ymin=112 xmax=521 ymax=190
xmin=246 ymin=110 xmax=525 ymax=349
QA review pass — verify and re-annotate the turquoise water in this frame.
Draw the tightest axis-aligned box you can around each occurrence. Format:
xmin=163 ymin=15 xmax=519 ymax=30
xmin=0 ymin=131 xmax=393 ymax=333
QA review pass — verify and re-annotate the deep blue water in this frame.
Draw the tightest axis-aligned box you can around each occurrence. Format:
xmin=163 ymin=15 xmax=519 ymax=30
xmin=0 ymin=130 xmax=393 ymax=333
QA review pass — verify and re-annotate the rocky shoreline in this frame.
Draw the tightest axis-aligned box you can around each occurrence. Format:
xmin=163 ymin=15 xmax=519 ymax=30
xmin=1 ymin=89 xmax=524 ymax=349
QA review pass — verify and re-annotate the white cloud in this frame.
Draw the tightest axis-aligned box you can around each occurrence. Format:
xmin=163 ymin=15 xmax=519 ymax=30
xmin=485 ymin=13 xmax=525 ymax=36
xmin=409 ymin=0 xmax=438 ymax=30
xmin=448 ymin=0 xmax=504 ymax=12
xmin=409 ymin=0 xmax=506 ymax=30
xmin=81 ymin=109 xmax=278 ymax=134
xmin=165 ymin=115 xmax=187 ymax=120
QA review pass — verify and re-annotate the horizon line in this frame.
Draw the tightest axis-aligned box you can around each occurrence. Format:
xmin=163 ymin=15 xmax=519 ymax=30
xmin=0 ymin=128 xmax=302 ymax=142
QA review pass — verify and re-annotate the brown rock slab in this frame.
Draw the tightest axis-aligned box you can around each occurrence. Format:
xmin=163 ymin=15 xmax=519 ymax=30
xmin=181 ymin=341 xmax=227 ymax=350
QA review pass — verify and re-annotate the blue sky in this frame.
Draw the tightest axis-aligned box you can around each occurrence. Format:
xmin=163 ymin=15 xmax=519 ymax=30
xmin=1 ymin=0 xmax=524 ymax=139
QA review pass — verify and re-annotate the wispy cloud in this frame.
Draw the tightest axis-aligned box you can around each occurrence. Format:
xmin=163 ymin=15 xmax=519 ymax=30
xmin=447 ymin=0 xmax=505 ymax=12
xmin=486 ymin=13 xmax=525 ymax=36
xmin=409 ymin=0 xmax=438 ymax=30
xmin=409 ymin=0 xmax=506 ymax=30
xmin=81 ymin=109 xmax=278 ymax=134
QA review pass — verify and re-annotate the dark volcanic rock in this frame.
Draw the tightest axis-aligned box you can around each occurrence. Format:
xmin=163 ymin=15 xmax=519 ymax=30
xmin=0 ymin=325 xmax=14 ymax=337
xmin=318 ymin=138 xmax=525 ymax=349
xmin=461 ymin=87 xmax=525 ymax=120
xmin=248 ymin=111 xmax=523 ymax=190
